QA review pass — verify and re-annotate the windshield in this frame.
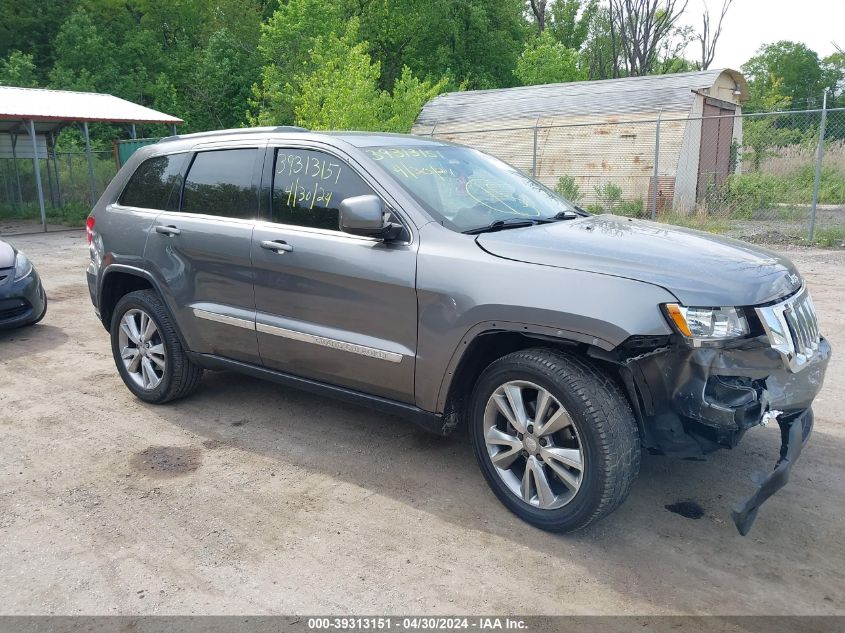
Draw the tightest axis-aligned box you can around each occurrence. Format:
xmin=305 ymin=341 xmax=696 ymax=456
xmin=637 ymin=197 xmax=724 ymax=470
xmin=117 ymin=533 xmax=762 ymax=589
xmin=363 ymin=145 xmax=580 ymax=232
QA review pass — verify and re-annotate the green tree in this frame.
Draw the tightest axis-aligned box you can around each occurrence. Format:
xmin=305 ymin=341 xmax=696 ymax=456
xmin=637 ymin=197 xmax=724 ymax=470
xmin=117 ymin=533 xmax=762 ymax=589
xmin=742 ymin=41 xmax=827 ymax=111
xmin=248 ymin=0 xmax=343 ymax=125
xmin=293 ymin=21 xmax=384 ymax=130
xmin=548 ymin=0 xmax=598 ymax=50
xmin=291 ymin=20 xmax=446 ymax=132
xmin=514 ymin=31 xmax=585 ymax=85
xmin=0 ymin=50 xmax=39 ymax=87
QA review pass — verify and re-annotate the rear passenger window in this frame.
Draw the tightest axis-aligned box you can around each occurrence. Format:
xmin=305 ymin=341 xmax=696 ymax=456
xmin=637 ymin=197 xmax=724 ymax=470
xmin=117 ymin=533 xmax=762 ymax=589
xmin=181 ymin=149 xmax=260 ymax=219
xmin=271 ymin=149 xmax=374 ymax=230
xmin=118 ymin=153 xmax=187 ymax=210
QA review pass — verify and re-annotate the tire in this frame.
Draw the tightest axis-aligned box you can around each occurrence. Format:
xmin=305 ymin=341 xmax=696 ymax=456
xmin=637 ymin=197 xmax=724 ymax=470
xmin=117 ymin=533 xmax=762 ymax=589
xmin=110 ymin=289 xmax=203 ymax=404
xmin=469 ymin=348 xmax=640 ymax=532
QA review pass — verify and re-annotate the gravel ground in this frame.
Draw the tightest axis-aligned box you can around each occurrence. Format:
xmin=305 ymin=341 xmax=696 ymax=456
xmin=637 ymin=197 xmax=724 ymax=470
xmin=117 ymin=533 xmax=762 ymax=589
xmin=0 ymin=230 xmax=843 ymax=615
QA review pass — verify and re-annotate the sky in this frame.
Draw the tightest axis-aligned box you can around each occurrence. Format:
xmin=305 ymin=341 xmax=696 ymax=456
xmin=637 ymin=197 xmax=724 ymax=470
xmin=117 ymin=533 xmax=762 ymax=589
xmin=677 ymin=0 xmax=844 ymax=69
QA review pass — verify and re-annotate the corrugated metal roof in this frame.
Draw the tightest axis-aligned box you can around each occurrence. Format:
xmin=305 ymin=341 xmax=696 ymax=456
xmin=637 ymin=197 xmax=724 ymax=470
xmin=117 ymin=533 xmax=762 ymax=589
xmin=0 ymin=86 xmax=183 ymax=130
xmin=415 ymin=69 xmax=747 ymax=129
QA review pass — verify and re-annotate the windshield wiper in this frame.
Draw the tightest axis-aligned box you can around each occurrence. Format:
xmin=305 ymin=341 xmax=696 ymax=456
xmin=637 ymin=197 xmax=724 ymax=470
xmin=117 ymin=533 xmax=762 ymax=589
xmin=462 ymin=218 xmax=541 ymax=235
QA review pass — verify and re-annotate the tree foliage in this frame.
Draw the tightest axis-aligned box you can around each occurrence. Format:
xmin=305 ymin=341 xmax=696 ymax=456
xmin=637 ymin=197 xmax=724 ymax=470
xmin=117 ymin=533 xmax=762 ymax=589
xmin=742 ymin=41 xmax=830 ymax=111
xmin=12 ymin=0 xmax=843 ymax=143
xmin=0 ymin=50 xmax=39 ymax=87
xmin=515 ymin=31 xmax=585 ymax=86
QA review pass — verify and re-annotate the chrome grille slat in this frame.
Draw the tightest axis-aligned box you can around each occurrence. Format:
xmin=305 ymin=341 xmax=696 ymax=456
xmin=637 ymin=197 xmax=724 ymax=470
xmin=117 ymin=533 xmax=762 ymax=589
xmin=755 ymin=286 xmax=820 ymax=372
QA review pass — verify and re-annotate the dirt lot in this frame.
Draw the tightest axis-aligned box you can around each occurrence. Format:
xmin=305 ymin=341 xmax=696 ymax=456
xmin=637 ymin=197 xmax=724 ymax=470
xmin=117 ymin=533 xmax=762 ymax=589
xmin=1 ymin=230 xmax=843 ymax=615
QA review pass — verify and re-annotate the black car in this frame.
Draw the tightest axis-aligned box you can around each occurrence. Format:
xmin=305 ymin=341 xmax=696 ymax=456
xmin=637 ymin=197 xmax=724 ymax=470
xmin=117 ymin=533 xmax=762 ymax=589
xmin=0 ymin=239 xmax=47 ymax=329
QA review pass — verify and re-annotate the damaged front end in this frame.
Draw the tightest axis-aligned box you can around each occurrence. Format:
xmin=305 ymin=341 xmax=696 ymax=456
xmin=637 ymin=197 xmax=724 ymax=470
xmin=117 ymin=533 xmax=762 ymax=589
xmin=594 ymin=285 xmax=831 ymax=535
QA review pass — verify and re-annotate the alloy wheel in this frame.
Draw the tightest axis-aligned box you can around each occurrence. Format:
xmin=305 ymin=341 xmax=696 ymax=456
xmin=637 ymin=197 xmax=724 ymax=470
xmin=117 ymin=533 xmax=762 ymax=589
xmin=118 ymin=308 xmax=166 ymax=390
xmin=483 ymin=380 xmax=585 ymax=509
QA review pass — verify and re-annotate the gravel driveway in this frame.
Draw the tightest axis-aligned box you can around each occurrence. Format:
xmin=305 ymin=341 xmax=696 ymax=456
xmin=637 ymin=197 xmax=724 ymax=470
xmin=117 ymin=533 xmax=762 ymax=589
xmin=1 ymin=230 xmax=843 ymax=615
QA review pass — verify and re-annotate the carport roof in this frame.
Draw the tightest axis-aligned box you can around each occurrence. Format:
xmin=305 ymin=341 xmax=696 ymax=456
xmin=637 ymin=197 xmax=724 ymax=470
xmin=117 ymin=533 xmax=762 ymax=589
xmin=0 ymin=86 xmax=183 ymax=134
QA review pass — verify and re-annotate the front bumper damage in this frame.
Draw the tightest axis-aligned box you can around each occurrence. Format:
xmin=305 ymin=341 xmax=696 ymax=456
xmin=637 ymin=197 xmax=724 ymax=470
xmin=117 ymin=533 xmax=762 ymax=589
xmin=730 ymin=408 xmax=813 ymax=535
xmin=601 ymin=333 xmax=830 ymax=535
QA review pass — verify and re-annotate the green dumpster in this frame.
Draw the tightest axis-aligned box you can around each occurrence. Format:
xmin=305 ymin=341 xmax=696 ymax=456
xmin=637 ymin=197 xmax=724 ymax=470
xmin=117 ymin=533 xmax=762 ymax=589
xmin=115 ymin=138 xmax=161 ymax=167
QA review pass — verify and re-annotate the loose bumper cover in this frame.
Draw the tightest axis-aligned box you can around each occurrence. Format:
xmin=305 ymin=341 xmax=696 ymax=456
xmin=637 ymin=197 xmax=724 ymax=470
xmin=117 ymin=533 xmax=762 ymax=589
xmin=604 ymin=333 xmax=831 ymax=535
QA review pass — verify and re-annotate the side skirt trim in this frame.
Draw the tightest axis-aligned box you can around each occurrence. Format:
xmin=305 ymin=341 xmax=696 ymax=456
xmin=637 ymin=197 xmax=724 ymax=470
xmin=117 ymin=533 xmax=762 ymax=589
xmin=186 ymin=352 xmax=448 ymax=435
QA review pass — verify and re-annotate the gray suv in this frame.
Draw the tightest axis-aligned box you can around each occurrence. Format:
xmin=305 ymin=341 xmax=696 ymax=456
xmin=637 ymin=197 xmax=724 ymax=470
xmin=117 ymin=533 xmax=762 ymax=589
xmin=86 ymin=127 xmax=830 ymax=535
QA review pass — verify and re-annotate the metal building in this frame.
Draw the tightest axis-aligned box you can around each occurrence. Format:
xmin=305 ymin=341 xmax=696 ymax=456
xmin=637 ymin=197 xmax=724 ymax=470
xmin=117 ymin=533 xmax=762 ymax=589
xmin=413 ymin=69 xmax=749 ymax=212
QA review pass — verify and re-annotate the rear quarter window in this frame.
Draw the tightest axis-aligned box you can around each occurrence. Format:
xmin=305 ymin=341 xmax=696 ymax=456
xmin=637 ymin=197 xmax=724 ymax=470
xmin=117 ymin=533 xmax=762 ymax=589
xmin=118 ymin=153 xmax=188 ymax=210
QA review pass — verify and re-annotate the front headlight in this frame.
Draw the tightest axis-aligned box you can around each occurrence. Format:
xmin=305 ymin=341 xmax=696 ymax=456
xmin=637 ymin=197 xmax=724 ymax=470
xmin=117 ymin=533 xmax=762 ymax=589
xmin=663 ymin=304 xmax=749 ymax=341
xmin=13 ymin=251 xmax=33 ymax=281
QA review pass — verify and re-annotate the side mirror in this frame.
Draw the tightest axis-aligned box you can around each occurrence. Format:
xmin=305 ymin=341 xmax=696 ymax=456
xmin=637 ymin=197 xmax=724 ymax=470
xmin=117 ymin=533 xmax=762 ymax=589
xmin=339 ymin=194 xmax=386 ymax=237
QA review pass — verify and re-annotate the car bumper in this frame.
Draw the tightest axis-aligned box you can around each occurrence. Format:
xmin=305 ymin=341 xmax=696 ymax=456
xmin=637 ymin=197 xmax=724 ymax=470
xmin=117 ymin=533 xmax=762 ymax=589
xmin=730 ymin=407 xmax=813 ymax=535
xmin=0 ymin=266 xmax=46 ymax=330
xmin=625 ymin=335 xmax=830 ymax=534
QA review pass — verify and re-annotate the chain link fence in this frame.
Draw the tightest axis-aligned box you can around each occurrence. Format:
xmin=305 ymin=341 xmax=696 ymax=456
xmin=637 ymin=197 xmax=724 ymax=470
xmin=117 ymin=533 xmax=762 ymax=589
xmin=426 ymin=105 xmax=845 ymax=248
xmin=0 ymin=150 xmax=117 ymax=235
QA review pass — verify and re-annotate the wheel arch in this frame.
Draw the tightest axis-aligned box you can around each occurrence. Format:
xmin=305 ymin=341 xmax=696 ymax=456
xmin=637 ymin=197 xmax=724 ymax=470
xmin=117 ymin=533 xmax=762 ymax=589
xmin=98 ymin=265 xmax=158 ymax=329
xmin=437 ymin=321 xmax=622 ymax=429
xmin=99 ymin=267 xmax=190 ymax=355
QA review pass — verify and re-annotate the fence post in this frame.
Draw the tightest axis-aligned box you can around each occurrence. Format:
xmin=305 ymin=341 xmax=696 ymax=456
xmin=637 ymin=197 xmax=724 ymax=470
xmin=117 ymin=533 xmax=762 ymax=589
xmin=651 ymin=113 xmax=661 ymax=221
xmin=808 ymin=92 xmax=828 ymax=242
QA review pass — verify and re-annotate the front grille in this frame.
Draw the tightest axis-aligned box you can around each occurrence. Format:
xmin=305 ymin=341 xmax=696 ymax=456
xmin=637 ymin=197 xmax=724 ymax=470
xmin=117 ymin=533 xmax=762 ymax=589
xmin=0 ymin=299 xmax=29 ymax=321
xmin=755 ymin=286 xmax=820 ymax=372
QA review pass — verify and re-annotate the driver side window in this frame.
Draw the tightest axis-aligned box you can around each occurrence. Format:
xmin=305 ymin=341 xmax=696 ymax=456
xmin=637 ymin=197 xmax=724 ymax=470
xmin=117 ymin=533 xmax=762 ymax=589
xmin=271 ymin=149 xmax=374 ymax=231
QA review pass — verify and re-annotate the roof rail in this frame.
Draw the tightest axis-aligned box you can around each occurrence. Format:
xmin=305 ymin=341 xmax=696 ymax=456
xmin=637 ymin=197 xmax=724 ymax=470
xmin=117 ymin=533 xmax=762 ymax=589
xmin=158 ymin=125 xmax=309 ymax=143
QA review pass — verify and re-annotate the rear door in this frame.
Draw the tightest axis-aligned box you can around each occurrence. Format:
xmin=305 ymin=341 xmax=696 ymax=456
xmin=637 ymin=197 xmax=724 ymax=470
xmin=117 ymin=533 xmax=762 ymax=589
xmin=144 ymin=144 xmax=263 ymax=364
xmin=251 ymin=144 xmax=418 ymax=403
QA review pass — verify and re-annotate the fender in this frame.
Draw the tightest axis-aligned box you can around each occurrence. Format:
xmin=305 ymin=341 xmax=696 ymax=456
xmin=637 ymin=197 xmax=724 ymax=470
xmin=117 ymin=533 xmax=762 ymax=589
xmin=98 ymin=263 xmax=192 ymax=351
xmin=434 ymin=320 xmax=616 ymax=413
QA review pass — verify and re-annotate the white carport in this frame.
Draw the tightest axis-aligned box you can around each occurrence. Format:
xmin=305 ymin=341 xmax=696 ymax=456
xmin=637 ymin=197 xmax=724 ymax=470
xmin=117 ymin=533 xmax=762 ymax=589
xmin=0 ymin=86 xmax=182 ymax=231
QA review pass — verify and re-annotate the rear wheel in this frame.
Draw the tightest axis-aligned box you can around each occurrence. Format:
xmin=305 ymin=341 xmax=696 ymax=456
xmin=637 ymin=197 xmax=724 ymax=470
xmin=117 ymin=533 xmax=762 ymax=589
xmin=110 ymin=290 xmax=202 ymax=404
xmin=469 ymin=348 xmax=640 ymax=532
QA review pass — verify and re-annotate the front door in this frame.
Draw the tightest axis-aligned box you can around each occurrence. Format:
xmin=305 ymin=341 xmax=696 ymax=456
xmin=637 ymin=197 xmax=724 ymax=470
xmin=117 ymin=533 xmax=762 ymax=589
xmin=251 ymin=146 xmax=418 ymax=403
xmin=145 ymin=146 xmax=262 ymax=364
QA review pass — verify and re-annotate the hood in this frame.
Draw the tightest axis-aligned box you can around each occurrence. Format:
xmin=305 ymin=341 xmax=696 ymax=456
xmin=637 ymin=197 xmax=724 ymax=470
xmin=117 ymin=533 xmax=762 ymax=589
xmin=476 ymin=215 xmax=802 ymax=306
xmin=0 ymin=240 xmax=14 ymax=269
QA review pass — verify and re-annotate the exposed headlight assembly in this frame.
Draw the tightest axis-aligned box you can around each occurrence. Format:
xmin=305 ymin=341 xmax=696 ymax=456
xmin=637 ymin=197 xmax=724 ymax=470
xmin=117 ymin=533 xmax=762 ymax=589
xmin=664 ymin=304 xmax=749 ymax=341
xmin=13 ymin=250 xmax=33 ymax=281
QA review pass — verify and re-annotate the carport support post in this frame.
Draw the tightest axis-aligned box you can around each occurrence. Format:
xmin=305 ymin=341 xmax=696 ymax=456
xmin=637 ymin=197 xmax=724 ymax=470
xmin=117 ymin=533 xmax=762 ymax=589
xmin=532 ymin=120 xmax=539 ymax=178
xmin=808 ymin=92 xmax=827 ymax=243
xmin=10 ymin=132 xmax=23 ymax=206
xmin=130 ymin=124 xmax=137 ymax=139
xmin=651 ymin=113 xmax=661 ymax=221
xmin=83 ymin=122 xmax=97 ymax=207
xmin=50 ymin=132 xmax=63 ymax=208
xmin=27 ymin=120 xmax=47 ymax=232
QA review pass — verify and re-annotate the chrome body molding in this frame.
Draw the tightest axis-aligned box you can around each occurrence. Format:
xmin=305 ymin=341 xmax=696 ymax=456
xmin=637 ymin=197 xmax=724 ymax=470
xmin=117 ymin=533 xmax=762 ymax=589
xmin=191 ymin=308 xmax=255 ymax=330
xmin=256 ymin=322 xmax=404 ymax=363
xmin=191 ymin=306 xmax=403 ymax=363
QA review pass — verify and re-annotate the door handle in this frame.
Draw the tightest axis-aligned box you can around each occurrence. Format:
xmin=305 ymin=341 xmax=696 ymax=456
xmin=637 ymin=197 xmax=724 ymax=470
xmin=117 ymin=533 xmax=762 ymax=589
xmin=155 ymin=225 xmax=181 ymax=236
xmin=260 ymin=239 xmax=293 ymax=254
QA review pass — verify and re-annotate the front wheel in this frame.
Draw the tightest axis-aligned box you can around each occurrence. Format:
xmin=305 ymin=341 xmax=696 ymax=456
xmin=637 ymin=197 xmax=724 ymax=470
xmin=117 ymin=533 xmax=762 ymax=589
xmin=110 ymin=289 xmax=203 ymax=404
xmin=469 ymin=348 xmax=640 ymax=532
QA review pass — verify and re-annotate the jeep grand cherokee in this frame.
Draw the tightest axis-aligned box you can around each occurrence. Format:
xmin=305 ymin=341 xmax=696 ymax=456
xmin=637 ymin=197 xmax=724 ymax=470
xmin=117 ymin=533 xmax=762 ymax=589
xmin=86 ymin=127 xmax=830 ymax=534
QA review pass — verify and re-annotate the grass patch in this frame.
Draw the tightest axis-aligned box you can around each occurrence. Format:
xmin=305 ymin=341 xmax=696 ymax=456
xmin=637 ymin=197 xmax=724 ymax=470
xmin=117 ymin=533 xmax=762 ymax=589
xmin=813 ymin=226 xmax=845 ymax=248
xmin=656 ymin=212 xmax=731 ymax=234
xmin=0 ymin=202 xmax=89 ymax=227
